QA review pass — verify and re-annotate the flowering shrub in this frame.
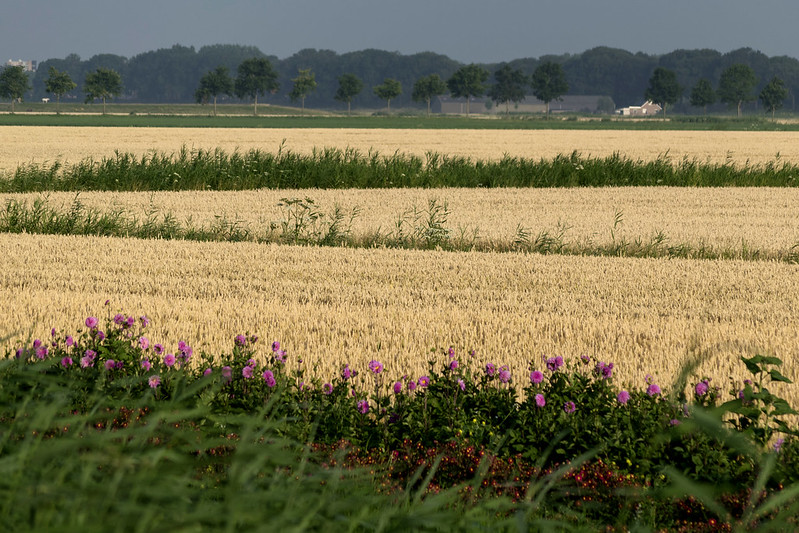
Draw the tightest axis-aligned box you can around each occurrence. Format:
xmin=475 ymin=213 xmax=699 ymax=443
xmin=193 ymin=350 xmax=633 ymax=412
xmin=6 ymin=307 xmax=799 ymax=503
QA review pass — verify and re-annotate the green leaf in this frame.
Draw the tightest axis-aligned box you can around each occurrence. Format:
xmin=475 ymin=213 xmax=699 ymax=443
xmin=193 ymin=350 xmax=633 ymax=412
xmin=741 ymin=355 xmax=763 ymax=375
xmin=772 ymin=399 xmax=798 ymax=416
xmin=769 ymin=369 xmax=793 ymax=384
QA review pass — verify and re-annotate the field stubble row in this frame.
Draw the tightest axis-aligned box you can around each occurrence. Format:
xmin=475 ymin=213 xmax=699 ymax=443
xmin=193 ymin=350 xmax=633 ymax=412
xmin=5 ymin=127 xmax=799 ymax=172
xmin=2 ymin=232 xmax=798 ymax=406
xmin=4 ymin=187 xmax=799 ymax=255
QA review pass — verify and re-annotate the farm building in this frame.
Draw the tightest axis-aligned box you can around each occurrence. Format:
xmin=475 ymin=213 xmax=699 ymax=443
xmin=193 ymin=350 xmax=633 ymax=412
xmin=616 ymin=100 xmax=661 ymax=116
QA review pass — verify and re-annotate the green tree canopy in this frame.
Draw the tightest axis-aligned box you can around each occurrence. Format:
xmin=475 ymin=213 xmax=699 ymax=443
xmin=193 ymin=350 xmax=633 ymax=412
xmin=412 ymin=74 xmax=447 ymax=116
xmin=644 ymin=67 xmax=682 ymax=118
xmin=334 ymin=73 xmax=363 ymax=115
xmin=373 ymin=78 xmax=402 ymax=113
xmin=0 ymin=65 xmax=32 ymax=113
xmin=689 ymin=78 xmax=716 ymax=114
xmin=531 ymin=62 xmax=569 ymax=119
xmin=44 ymin=67 xmax=77 ymax=114
xmin=83 ymin=67 xmax=122 ymax=115
xmin=487 ymin=65 xmax=528 ymax=115
xmin=195 ymin=66 xmax=233 ymax=116
xmin=234 ymin=57 xmax=279 ymax=115
xmin=717 ymin=64 xmax=757 ymax=117
xmin=289 ymin=69 xmax=317 ymax=113
xmin=447 ymin=64 xmax=489 ymax=116
xmin=760 ymin=76 xmax=788 ymax=119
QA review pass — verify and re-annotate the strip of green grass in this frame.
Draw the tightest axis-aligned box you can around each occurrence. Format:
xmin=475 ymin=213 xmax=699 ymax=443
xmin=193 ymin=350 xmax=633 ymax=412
xmin=1 ymin=108 xmax=796 ymax=130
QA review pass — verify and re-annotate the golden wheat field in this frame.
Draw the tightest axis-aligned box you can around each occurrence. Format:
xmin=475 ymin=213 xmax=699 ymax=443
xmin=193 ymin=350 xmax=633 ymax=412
xmin=4 ymin=126 xmax=799 ymax=172
xmin=5 ymin=186 xmax=799 ymax=255
xmin=1 ymin=232 xmax=798 ymax=403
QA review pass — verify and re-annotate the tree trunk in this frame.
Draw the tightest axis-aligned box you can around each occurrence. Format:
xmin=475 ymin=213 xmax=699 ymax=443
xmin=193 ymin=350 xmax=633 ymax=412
xmin=213 ymin=95 xmax=217 ymax=116
xmin=301 ymin=96 xmax=305 ymax=114
xmin=466 ymin=96 xmax=470 ymax=116
xmin=10 ymin=98 xmax=14 ymax=113
xmin=102 ymin=96 xmax=106 ymax=115
xmin=347 ymin=101 xmax=351 ymax=116
xmin=254 ymin=94 xmax=258 ymax=116
xmin=737 ymin=100 xmax=742 ymax=118
xmin=387 ymin=98 xmax=391 ymax=113
xmin=546 ymin=101 xmax=550 ymax=120
xmin=427 ymin=98 xmax=431 ymax=117
xmin=56 ymin=94 xmax=61 ymax=114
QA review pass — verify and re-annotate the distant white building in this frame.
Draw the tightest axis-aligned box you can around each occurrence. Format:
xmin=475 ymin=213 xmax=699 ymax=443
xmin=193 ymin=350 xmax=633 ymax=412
xmin=6 ymin=59 xmax=37 ymax=72
xmin=617 ymin=100 xmax=661 ymax=116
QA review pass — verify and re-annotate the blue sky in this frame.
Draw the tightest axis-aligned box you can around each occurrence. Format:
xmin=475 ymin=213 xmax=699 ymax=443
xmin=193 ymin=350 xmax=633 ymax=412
xmin=4 ymin=0 xmax=798 ymax=63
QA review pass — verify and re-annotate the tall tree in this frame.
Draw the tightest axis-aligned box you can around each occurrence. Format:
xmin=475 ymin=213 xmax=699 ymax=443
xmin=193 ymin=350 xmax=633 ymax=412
xmin=289 ymin=69 xmax=317 ymax=114
xmin=0 ymin=65 xmax=31 ymax=113
xmin=373 ymin=78 xmax=402 ymax=113
xmin=717 ymin=64 xmax=757 ymax=117
xmin=760 ymin=76 xmax=788 ymax=119
xmin=235 ymin=57 xmax=279 ymax=115
xmin=44 ymin=67 xmax=76 ymax=114
xmin=447 ymin=64 xmax=489 ymax=116
xmin=83 ymin=67 xmax=122 ymax=115
xmin=334 ymin=73 xmax=363 ymax=115
xmin=530 ymin=61 xmax=569 ymax=119
xmin=644 ymin=67 xmax=682 ymax=118
xmin=195 ymin=66 xmax=233 ymax=116
xmin=487 ymin=65 xmax=528 ymax=115
xmin=689 ymin=78 xmax=716 ymax=115
xmin=412 ymin=74 xmax=447 ymax=117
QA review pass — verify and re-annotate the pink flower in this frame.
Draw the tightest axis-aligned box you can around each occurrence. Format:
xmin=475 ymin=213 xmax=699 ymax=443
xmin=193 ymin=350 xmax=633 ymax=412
xmin=114 ymin=314 xmax=125 ymax=325
xmin=535 ymin=394 xmax=546 ymax=407
xmin=222 ymin=366 xmax=232 ymax=382
xmin=85 ymin=316 xmax=98 ymax=329
xmin=323 ymin=383 xmax=333 ymax=395
xmin=235 ymin=334 xmax=247 ymax=347
xmin=617 ymin=390 xmax=630 ymax=405
xmin=203 ymin=368 xmax=213 ymax=376
xmin=669 ymin=419 xmax=681 ymax=426
xmin=61 ymin=356 xmax=73 ymax=368
xmin=695 ymin=381 xmax=709 ymax=396
xmin=418 ymin=376 xmax=430 ymax=388
xmin=153 ymin=343 xmax=164 ymax=356
xmin=498 ymin=365 xmax=511 ymax=384
xmin=104 ymin=359 xmax=116 ymax=371
xmin=139 ymin=337 xmax=149 ymax=350
xmin=272 ymin=341 xmax=280 ymax=352
xmin=448 ymin=346 xmax=455 ymax=358
xmin=65 ymin=336 xmax=74 ymax=347
xmin=35 ymin=346 xmax=48 ymax=359
xmin=80 ymin=355 xmax=94 ymax=368
xmin=342 ymin=364 xmax=352 ymax=380
xmin=647 ymin=384 xmax=661 ymax=397
xmin=141 ymin=358 xmax=152 ymax=371
xmin=164 ymin=354 xmax=176 ymax=367
xmin=125 ymin=316 xmax=135 ymax=328
xmin=546 ymin=356 xmax=564 ymax=372
xmin=148 ymin=375 xmax=161 ymax=389
xmin=563 ymin=401 xmax=576 ymax=414
xmin=357 ymin=400 xmax=369 ymax=414
xmin=368 ymin=360 xmax=383 ymax=374
xmin=140 ymin=315 xmax=150 ymax=328
xmin=262 ymin=369 xmax=276 ymax=388
xmin=458 ymin=379 xmax=465 ymax=391
xmin=449 ymin=359 xmax=459 ymax=371
xmin=530 ymin=370 xmax=544 ymax=384
xmin=96 ymin=330 xmax=105 ymax=341
xmin=33 ymin=339 xmax=42 ymax=349
xmin=485 ymin=363 xmax=496 ymax=377
xmin=393 ymin=381 xmax=402 ymax=394
xmin=774 ymin=438 xmax=785 ymax=453
xmin=408 ymin=380 xmax=417 ymax=391
xmin=242 ymin=365 xmax=254 ymax=379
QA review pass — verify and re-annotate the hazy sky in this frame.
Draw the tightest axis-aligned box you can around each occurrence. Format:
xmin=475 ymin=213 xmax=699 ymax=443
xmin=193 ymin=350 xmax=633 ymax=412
xmin=3 ymin=0 xmax=798 ymax=64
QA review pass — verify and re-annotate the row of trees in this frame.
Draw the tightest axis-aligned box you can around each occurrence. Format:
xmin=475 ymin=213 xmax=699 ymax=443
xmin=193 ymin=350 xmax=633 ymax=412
xmin=0 ymin=64 xmax=123 ymax=113
xmin=644 ymin=64 xmax=789 ymax=118
xmin=16 ymin=45 xmax=799 ymax=113
xmin=191 ymin=58 xmax=570 ymax=117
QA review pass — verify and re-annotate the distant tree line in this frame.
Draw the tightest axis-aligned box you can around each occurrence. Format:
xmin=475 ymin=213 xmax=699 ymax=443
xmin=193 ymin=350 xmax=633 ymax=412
xmin=7 ymin=44 xmax=799 ymax=114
